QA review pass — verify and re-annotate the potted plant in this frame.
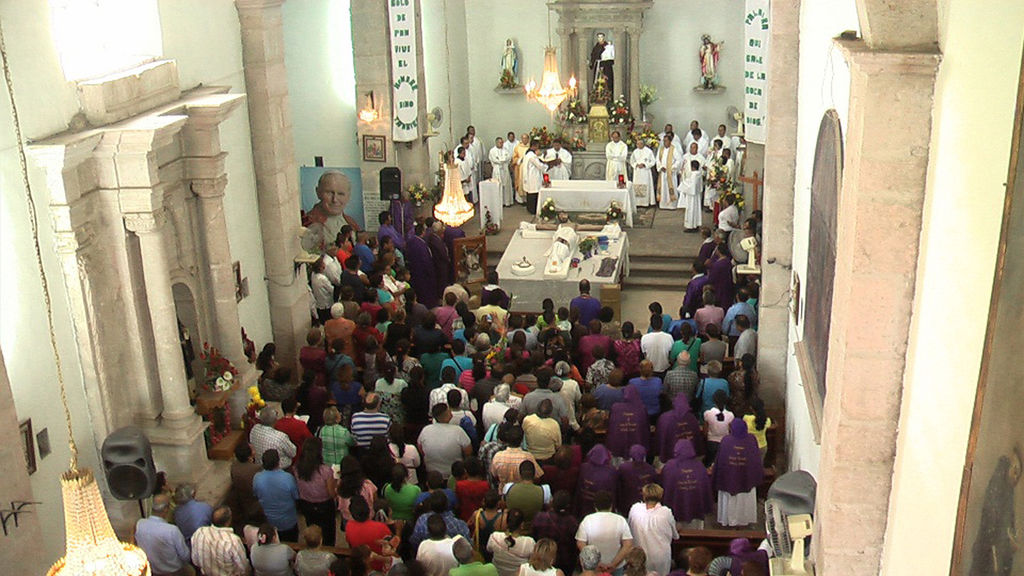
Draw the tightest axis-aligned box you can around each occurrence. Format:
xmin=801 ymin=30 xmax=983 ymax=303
xmin=539 ymin=198 xmax=558 ymax=221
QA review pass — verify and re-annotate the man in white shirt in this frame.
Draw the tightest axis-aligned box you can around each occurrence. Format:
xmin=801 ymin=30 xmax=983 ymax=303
xmin=640 ymin=315 xmax=674 ymax=374
xmin=547 ymin=140 xmax=573 ymax=180
xmin=467 ymin=125 xmax=484 ymax=182
xmin=416 ymin=515 xmax=462 ymax=576
xmin=684 ymin=120 xmax=710 ymax=152
xmin=627 ymin=485 xmax=678 ymax=576
xmin=504 ymin=131 xmax=517 ymax=156
xmin=489 ymin=136 xmax=514 ymax=207
xmin=418 ymin=404 xmax=472 ymax=478
xmin=712 ymin=124 xmax=733 ymax=156
xmin=605 ymin=131 xmax=628 ymax=181
xmin=522 ymin=140 xmax=548 ymax=214
xmin=656 ymin=135 xmax=682 ymax=210
xmin=311 ymin=257 xmax=334 ymax=324
xmin=630 ymin=139 xmax=656 ymax=207
xmin=576 ymin=491 xmax=634 ymax=572
xmin=717 ymin=192 xmax=740 ymax=233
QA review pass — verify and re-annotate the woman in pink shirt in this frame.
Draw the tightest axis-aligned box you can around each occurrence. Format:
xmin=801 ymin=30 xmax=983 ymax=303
xmin=694 ymin=289 xmax=725 ymax=336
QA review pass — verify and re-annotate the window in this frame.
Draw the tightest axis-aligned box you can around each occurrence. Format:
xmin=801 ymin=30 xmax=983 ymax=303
xmin=49 ymin=0 xmax=162 ymax=81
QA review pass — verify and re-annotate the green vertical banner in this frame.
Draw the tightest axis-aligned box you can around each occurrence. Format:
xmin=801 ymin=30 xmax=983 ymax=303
xmin=743 ymin=0 xmax=769 ymax=144
xmin=388 ymin=0 xmax=419 ymax=142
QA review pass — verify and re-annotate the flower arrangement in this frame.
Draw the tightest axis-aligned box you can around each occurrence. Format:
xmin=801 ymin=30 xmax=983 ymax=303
xmin=590 ymin=73 xmax=610 ymax=105
xmin=639 ymin=84 xmax=659 ymax=108
xmin=407 ymin=183 xmax=436 ymax=205
xmin=723 ymin=188 xmax=745 ymax=210
xmin=706 ymin=159 xmax=735 ymax=195
xmin=609 ymin=95 xmax=633 ymax=125
xmin=606 ymin=201 xmax=624 ymax=223
xmin=200 ymin=343 xmax=238 ymax=393
xmin=569 ymin=135 xmax=587 ymax=151
xmin=206 ymin=405 xmax=231 ymax=447
xmin=539 ymin=197 xmax=558 ymax=220
xmin=626 ymin=129 xmax=660 ymax=149
xmin=559 ymin=97 xmax=588 ymax=124
xmin=499 ymin=68 xmax=518 ymax=89
xmin=242 ymin=384 xmax=265 ymax=432
xmin=528 ymin=126 xmax=554 ymax=149
xmin=578 ymin=236 xmax=597 ymax=255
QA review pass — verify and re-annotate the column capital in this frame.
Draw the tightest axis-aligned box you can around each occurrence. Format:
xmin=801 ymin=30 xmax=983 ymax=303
xmin=184 ymin=93 xmax=247 ymax=127
xmin=834 ymin=38 xmax=940 ymax=76
xmin=190 ymin=175 xmax=230 ymax=199
xmin=124 ymin=210 xmax=166 ymax=234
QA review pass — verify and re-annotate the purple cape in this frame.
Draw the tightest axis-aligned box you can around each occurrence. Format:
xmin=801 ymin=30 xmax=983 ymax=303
xmin=682 ymin=274 xmax=710 ymax=318
xmin=616 ymin=445 xmax=658 ymax=514
xmin=655 ymin=394 xmax=706 ymax=462
xmin=712 ymin=419 xmax=765 ymax=495
xmin=660 ymin=439 xmax=714 ymax=523
xmin=577 ymin=444 xmax=618 ymax=515
xmin=378 ymin=223 xmax=405 ymax=251
xmin=443 ymin=227 xmax=465 ymax=283
xmin=425 ymin=231 xmax=451 ymax=301
xmin=697 ymin=240 xmax=716 ymax=266
xmin=390 ymin=199 xmax=415 ymax=241
xmin=406 ymin=235 xmax=439 ymax=308
xmin=707 ymin=256 xmax=736 ymax=308
xmin=729 ymin=538 xmax=769 ymax=575
xmin=606 ymin=386 xmax=650 ymax=458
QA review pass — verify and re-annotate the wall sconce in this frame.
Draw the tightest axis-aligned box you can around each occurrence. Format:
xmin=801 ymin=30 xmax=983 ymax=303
xmin=358 ymin=91 xmax=379 ymax=123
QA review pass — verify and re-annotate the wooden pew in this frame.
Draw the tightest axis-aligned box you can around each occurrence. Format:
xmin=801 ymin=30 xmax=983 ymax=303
xmin=675 ymin=527 xmax=768 ymax=559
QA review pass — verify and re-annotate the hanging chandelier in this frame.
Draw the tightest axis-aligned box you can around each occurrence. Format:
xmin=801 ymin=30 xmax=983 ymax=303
xmin=525 ymin=48 xmax=576 ymax=112
xmin=433 ymin=155 xmax=474 ymax=227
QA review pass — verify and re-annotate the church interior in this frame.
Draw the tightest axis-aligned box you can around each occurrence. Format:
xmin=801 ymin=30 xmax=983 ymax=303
xmin=1 ymin=0 xmax=1023 ymax=574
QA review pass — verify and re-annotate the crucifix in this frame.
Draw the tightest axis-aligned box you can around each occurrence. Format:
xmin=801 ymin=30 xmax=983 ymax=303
xmin=739 ymin=171 xmax=764 ymax=212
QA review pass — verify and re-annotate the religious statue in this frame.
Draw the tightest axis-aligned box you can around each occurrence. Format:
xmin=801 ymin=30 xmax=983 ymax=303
xmin=699 ymin=35 xmax=722 ymax=90
xmin=499 ymin=38 xmax=519 ymax=88
xmin=589 ymin=32 xmax=615 ymax=97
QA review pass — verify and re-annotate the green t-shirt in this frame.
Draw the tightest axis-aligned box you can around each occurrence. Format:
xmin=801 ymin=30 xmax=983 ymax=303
xmin=420 ymin=352 xmax=448 ymax=390
xmin=505 ymin=483 xmax=544 ymax=525
xmin=383 ymin=482 xmax=422 ymax=520
xmin=670 ymin=338 xmax=701 ymax=372
xmin=451 ymin=562 xmax=499 ymax=576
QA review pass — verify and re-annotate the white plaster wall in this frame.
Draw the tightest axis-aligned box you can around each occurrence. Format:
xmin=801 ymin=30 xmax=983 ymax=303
xmin=882 ymin=1 xmax=1024 ymax=573
xmin=283 ymin=0 xmax=360 ymax=169
xmin=422 ymin=0 xmax=473 ymax=174
xmin=783 ymin=0 xmax=859 ymax=479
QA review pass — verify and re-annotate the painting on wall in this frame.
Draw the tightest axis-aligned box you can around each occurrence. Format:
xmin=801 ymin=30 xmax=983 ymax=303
xmin=454 ymin=235 xmax=487 ymax=286
xmin=950 ymin=53 xmax=1024 ymax=576
xmin=362 ymin=135 xmax=386 ymax=162
xmin=299 ymin=166 xmax=365 ymax=253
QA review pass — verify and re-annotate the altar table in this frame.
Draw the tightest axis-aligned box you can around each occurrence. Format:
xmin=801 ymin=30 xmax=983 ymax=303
xmin=535 ymin=179 xmax=636 ymax=227
xmin=496 ymin=229 xmax=630 ymax=311
xmin=479 ymin=179 xmax=503 ymax=229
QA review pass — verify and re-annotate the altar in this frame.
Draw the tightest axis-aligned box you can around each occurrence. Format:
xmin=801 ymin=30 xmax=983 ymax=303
xmin=496 ymin=227 xmax=630 ymax=311
xmin=535 ymin=180 xmax=636 ymax=227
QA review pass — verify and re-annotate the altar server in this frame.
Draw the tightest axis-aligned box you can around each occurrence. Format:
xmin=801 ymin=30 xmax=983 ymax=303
xmin=490 ymin=136 xmax=514 ymax=206
xmin=467 ymin=125 xmax=485 ymax=179
xmin=683 ymin=120 xmax=709 ymax=153
xmin=456 ymin=146 xmax=473 ymax=196
xmin=712 ymin=124 xmax=733 ymax=156
xmin=512 ymin=133 xmax=530 ymax=202
xmin=656 ymin=134 xmax=682 ymax=210
xmin=605 ymin=131 xmax=629 ymax=181
xmin=547 ymin=140 xmax=573 ymax=181
xmin=682 ymin=142 xmax=707 ymax=177
xmin=630 ymin=138 xmax=656 ymax=207
xmin=523 ymin=139 xmax=548 ymax=214
xmin=678 ymin=160 xmax=703 ymax=231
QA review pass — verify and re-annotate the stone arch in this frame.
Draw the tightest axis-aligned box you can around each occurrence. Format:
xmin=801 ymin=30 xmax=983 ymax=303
xmin=172 ymin=281 xmax=203 ymax=391
xmin=855 ymin=0 xmax=939 ymax=50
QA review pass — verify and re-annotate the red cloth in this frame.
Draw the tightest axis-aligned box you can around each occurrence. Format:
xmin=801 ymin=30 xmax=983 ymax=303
xmin=274 ymin=416 xmax=312 ymax=462
xmin=455 ymin=479 xmax=490 ymax=522
xmin=344 ymin=519 xmax=393 ymax=571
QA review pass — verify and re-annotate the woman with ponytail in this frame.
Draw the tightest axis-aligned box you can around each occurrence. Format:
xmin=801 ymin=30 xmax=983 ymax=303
xmin=741 ymin=395 xmax=773 ymax=465
xmin=487 ymin=508 xmax=535 ymax=576
xmin=251 ymin=523 xmax=296 ymax=575
xmin=702 ymin=389 xmax=734 ymax=466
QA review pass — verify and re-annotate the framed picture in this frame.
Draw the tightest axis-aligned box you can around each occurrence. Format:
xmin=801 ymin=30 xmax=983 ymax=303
xmin=20 ymin=419 xmax=35 ymax=475
xmin=362 ymin=134 xmax=386 ymax=163
xmin=453 ymin=235 xmax=487 ymax=286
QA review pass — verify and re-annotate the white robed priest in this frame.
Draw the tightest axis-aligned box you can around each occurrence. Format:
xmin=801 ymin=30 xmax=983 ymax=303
xmin=456 ymin=146 xmax=473 ymax=197
xmin=489 ymin=136 xmax=513 ymax=206
xmin=684 ymin=120 xmax=710 ymax=154
xmin=468 ymin=125 xmax=485 ymax=186
xmin=711 ymin=124 xmax=734 ymax=156
xmin=678 ymin=158 xmax=704 ymax=231
xmin=656 ymin=134 xmax=682 ymax=209
xmin=630 ymin=138 xmax=656 ymax=207
xmin=605 ymin=130 xmax=628 ymax=181
xmin=459 ymin=134 xmax=479 ymax=202
xmin=682 ymin=141 xmax=706 ymax=210
xmin=658 ymin=123 xmax=683 ymax=153
xmin=546 ymin=140 xmax=573 ymax=180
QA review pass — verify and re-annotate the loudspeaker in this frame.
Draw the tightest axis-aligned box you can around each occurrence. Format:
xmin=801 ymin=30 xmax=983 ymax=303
xmin=380 ymin=167 xmax=402 ymax=201
xmin=101 ymin=426 xmax=157 ymax=501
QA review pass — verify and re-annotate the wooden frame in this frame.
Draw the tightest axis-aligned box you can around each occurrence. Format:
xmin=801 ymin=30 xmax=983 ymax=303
xmin=19 ymin=419 xmax=35 ymax=475
xmin=950 ymin=46 xmax=1024 ymax=576
xmin=362 ymin=134 xmax=386 ymax=162
xmin=453 ymin=235 xmax=487 ymax=286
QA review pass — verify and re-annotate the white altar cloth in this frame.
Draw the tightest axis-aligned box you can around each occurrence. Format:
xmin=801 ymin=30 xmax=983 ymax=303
xmin=479 ymin=179 xmax=503 ymax=229
xmin=496 ymin=229 xmax=630 ymax=311
xmin=535 ymin=180 xmax=636 ymax=227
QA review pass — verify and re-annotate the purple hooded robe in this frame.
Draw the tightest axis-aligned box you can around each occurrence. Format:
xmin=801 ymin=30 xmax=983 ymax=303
xmin=660 ymin=439 xmax=713 ymax=523
xmin=443 ymin=226 xmax=465 ymax=283
xmin=697 ymin=239 xmax=716 ymax=267
xmin=390 ymin=199 xmax=415 ymax=241
xmin=707 ymin=254 xmax=736 ymax=308
xmin=729 ymin=538 xmax=770 ymax=575
xmin=616 ymin=445 xmax=659 ymax=514
xmin=406 ymin=234 xmax=439 ymax=308
xmin=577 ymin=444 xmax=619 ymax=515
xmin=424 ymin=230 xmax=452 ymax=301
xmin=712 ymin=419 xmax=765 ymax=495
xmin=606 ymin=386 xmax=650 ymax=459
xmin=655 ymin=394 xmax=706 ymax=463
xmin=682 ymin=273 xmax=710 ymax=318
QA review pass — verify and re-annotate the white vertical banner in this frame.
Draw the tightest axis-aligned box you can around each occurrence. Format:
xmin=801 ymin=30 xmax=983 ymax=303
xmin=387 ymin=0 xmax=419 ymax=142
xmin=743 ymin=0 xmax=769 ymax=144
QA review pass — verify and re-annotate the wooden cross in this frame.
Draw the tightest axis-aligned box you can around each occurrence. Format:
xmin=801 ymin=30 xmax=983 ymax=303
xmin=739 ymin=171 xmax=764 ymax=212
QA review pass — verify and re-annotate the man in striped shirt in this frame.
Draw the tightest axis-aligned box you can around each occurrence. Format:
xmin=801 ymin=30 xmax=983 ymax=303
xmin=191 ymin=506 xmax=250 ymax=575
xmin=349 ymin=393 xmax=391 ymax=449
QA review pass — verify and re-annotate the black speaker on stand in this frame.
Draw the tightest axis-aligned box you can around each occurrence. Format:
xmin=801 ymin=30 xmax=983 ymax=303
xmin=101 ymin=426 xmax=157 ymax=503
xmin=380 ymin=167 xmax=402 ymax=202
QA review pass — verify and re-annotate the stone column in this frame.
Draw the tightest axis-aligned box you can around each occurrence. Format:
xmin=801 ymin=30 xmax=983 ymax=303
xmin=627 ymin=27 xmax=641 ymax=112
xmin=612 ymin=27 xmax=625 ymax=101
xmin=812 ymin=39 xmax=939 ymax=576
xmin=577 ymin=30 xmax=591 ymax=104
xmin=756 ymin=0 xmax=800 ymax=408
xmin=235 ymin=0 xmax=310 ymax=365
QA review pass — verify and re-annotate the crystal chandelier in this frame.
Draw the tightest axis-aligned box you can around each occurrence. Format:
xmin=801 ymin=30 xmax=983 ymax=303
xmin=524 ymin=11 xmax=576 ymax=112
xmin=433 ymin=155 xmax=474 ymax=227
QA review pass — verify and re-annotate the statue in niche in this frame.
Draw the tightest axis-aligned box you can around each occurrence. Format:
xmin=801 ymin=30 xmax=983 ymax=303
xmin=699 ymin=34 xmax=722 ymax=90
xmin=589 ymin=32 xmax=615 ymax=97
xmin=500 ymin=38 xmax=519 ymax=88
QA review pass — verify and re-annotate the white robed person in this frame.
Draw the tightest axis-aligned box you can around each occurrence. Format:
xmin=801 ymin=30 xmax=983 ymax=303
xmin=489 ymin=137 xmax=513 ymax=206
xmin=630 ymin=138 xmax=656 ymax=207
xmin=467 ymin=126 xmax=485 ymax=186
xmin=658 ymin=124 xmax=683 ymax=153
xmin=678 ymin=159 xmax=704 ymax=231
xmin=523 ymin=139 xmax=548 ymax=214
xmin=545 ymin=140 xmax=573 ymax=180
xmin=459 ymin=135 xmax=479 ymax=202
xmin=605 ymin=130 xmax=628 ymax=181
xmin=656 ymin=134 xmax=683 ymax=209
xmin=455 ymin=146 xmax=473 ymax=197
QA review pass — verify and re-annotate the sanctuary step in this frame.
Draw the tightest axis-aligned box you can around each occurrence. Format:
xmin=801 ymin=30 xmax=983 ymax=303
xmin=625 ymin=253 xmax=695 ymax=291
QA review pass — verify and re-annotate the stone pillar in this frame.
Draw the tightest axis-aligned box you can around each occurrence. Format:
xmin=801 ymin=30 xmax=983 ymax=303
xmin=812 ymin=39 xmax=939 ymax=576
xmin=577 ymin=30 xmax=591 ymax=104
xmin=612 ymin=27 xmax=625 ymax=100
xmin=627 ymin=28 xmax=641 ymax=112
xmin=235 ymin=0 xmax=309 ymax=365
xmin=756 ymin=0 xmax=800 ymax=408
